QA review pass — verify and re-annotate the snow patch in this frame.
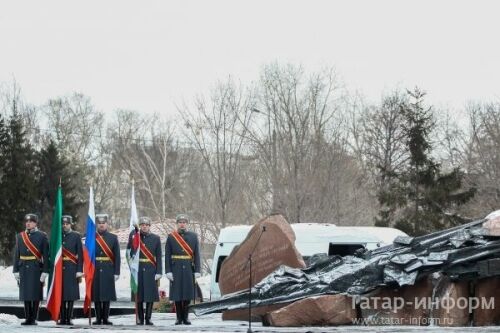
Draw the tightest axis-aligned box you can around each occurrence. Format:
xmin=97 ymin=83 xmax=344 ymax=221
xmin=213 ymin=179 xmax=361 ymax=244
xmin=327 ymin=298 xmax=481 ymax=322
xmin=0 ymin=313 xmax=20 ymax=326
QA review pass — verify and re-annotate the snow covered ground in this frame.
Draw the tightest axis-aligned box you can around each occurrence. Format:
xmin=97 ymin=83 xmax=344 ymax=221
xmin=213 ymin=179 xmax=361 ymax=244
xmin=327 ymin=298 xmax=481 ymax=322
xmin=0 ymin=313 xmax=500 ymax=333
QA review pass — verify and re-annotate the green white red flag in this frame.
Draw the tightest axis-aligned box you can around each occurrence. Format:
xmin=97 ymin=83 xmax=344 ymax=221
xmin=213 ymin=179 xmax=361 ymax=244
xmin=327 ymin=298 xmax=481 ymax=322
xmin=46 ymin=185 xmax=63 ymax=321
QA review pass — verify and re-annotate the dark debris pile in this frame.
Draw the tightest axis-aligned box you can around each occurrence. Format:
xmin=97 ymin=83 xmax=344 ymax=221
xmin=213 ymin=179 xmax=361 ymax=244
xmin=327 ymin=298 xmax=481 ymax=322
xmin=193 ymin=218 xmax=500 ymax=316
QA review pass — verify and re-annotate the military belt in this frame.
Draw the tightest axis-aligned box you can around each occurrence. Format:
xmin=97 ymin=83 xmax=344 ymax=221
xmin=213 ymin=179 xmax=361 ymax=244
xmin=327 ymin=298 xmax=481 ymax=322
xmin=96 ymin=256 xmax=112 ymax=261
xmin=139 ymin=258 xmax=153 ymax=263
xmin=20 ymin=255 xmax=37 ymax=260
xmin=171 ymin=255 xmax=192 ymax=260
xmin=63 ymin=257 xmax=77 ymax=261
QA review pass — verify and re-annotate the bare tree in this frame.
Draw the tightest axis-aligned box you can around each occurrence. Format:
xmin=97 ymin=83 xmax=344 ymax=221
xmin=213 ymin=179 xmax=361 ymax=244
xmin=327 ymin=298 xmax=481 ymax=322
xmin=44 ymin=93 xmax=104 ymax=162
xmin=249 ymin=63 xmax=353 ymax=224
xmin=359 ymin=92 xmax=409 ymax=187
xmin=40 ymin=93 xmax=107 ymax=223
xmin=107 ymin=110 xmax=190 ymax=228
xmin=434 ymin=109 xmax=468 ymax=170
xmin=459 ymin=102 xmax=500 ymax=217
xmin=347 ymin=91 xmax=410 ymax=224
xmin=0 ymin=80 xmax=42 ymax=148
xmin=178 ymin=78 xmax=254 ymax=231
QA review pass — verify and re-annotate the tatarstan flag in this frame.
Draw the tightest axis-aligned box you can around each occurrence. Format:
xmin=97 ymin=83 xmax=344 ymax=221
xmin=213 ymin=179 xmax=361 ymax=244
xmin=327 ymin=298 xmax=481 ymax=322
xmin=46 ymin=185 xmax=63 ymax=321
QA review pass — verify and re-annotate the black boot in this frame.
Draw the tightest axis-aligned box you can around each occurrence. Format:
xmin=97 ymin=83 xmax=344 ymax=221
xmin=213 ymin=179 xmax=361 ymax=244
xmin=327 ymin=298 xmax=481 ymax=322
xmin=58 ymin=302 xmax=66 ymax=325
xmin=66 ymin=301 xmax=74 ymax=325
xmin=21 ymin=301 xmax=31 ymax=325
xmin=102 ymin=302 xmax=113 ymax=325
xmin=174 ymin=301 xmax=182 ymax=325
xmin=92 ymin=302 xmax=102 ymax=325
xmin=29 ymin=301 xmax=39 ymax=325
xmin=182 ymin=300 xmax=191 ymax=325
xmin=136 ymin=302 xmax=144 ymax=325
xmin=145 ymin=302 xmax=154 ymax=325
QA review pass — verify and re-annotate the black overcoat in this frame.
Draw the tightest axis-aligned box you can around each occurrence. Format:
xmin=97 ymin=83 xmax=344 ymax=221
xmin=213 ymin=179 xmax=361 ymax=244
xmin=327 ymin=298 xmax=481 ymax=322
xmin=165 ymin=230 xmax=200 ymax=301
xmin=92 ymin=230 xmax=120 ymax=301
xmin=13 ymin=229 xmax=49 ymax=301
xmin=62 ymin=230 xmax=83 ymax=300
xmin=127 ymin=231 xmax=162 ymax=302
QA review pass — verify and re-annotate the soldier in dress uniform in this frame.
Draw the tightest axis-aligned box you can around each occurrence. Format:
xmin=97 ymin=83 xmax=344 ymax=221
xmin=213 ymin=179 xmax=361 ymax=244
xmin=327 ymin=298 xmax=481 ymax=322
xmin=92 ymin=214 xmax=120 ymax=325
xmin=59 ymin=215 xmax=83 ymax=325
xmin=12 ymin=213 xmax=49 ymax=325
xmin=165 ymin=213 xmax=201 ymax=325
xmin=127 ymin=216 xmax=162 ymax=325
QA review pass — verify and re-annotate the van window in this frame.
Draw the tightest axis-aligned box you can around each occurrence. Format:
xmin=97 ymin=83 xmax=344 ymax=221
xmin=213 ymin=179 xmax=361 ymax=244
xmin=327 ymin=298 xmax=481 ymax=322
xmin=328 ymin=243 xmax=365 ymax=256
xmin=215 ymin=255 xmax=227 ymax=283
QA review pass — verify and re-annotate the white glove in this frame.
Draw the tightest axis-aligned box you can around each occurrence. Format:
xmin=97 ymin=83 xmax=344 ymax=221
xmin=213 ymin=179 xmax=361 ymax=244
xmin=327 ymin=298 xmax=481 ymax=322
xmin=76 ymin=272 xmax=84 ymax=278
xmin=14 ymin=272 xmax=20 ymax=281
xmin=40 ymin=272 xmax=48 ymax=283
xmin=166 ymin=272 xmax=174 ymax=281
xmin=194 ymin=273 xmax=201 ymax=279
xmin=114 ymin=275 xmax=119 ymax=281
xmin=155 ymin=274 xmax=162 ymax=281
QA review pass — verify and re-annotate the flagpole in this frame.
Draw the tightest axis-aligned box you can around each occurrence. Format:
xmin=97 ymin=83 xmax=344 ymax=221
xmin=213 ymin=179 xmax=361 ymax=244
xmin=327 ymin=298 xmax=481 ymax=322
xmin=135 ymin=292 xmax=138 ymax=324
xmin=134 ymin=228 xmax=139 ymax=324
xmin=83 ymin=184 xmax=96 ymax=327
xmin=59 ymin=182 xmax=63 ymax=323
xmin=88 ymin=183 xmax=92 ymax=326
xmin=192 ymin=258 xmax=196 ymax=306
xmin=59 ymin=181 xmax=63 ymax=325
xmin=134 ymin=239 xmax=138 ymax=324
xmin=133 ymin=180 xmax=138 ymax=324
xmin=129 ymin=180 xmax=140 ymax=325
xmin=88 ymin=275 xmax=92 ymax=327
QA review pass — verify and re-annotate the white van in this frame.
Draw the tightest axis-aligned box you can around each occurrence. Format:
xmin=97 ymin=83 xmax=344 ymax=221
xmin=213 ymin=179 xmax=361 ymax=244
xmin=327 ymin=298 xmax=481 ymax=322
xmin=209 ymin=223 xmax=407 ymax=300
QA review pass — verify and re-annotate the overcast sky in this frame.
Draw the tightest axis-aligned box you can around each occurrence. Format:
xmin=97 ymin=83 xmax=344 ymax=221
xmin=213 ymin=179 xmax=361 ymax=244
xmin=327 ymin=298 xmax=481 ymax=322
xmin=0 ymin=0 xmax=499 ymax=117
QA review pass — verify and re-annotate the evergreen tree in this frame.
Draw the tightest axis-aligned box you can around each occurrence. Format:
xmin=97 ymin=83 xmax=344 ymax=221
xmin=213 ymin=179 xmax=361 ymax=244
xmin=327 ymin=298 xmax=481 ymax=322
xmin=0 ymin=116 xmax=9 ymax=220
xmin=0 ymin=115 xmax=8 ymax=178
xmin=376 ymin=88 xmax=475 ymax=236
xmin=374 ymin=169 xmax=406 ymax=228
xmin=37 ymin=140 xmax=83 ymax=231
xmin=0 ymin=111 xmax=38 ymax=264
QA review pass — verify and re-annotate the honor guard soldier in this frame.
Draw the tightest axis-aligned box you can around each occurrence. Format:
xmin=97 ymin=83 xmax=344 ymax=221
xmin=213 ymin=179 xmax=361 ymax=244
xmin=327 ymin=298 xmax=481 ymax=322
xmin=92 ymin=214 xmax=120 ymax=325
xmin=165 ymin=214 xmax=201 ymax=325
xmin=12 ymin=213 xmax=49 ymax=325
xmin=127 ymin=216 xmax=162 ymax=325
xmin=59 ymin=215 xmax=83 ymax=325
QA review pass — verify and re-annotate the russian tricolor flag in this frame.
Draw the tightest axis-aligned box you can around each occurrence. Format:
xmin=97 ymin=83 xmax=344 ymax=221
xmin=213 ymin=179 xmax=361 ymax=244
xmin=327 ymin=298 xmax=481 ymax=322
xmin=83 ymin=187 xmax=96 ymax=315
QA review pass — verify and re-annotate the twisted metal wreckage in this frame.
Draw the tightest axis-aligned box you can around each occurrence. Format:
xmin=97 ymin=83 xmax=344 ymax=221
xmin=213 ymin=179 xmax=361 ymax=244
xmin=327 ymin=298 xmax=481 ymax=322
xmin=192 ymin=215 xmax=500 ymax=316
